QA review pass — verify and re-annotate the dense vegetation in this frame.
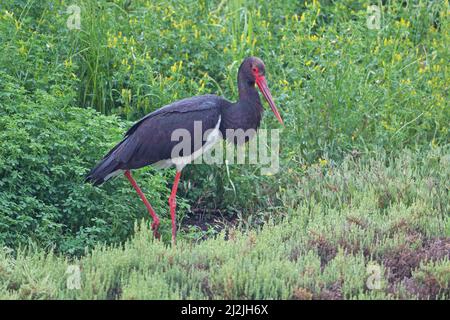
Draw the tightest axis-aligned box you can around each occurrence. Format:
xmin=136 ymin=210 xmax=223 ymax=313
xmin=0 ymin=0 xmax=448 ymax=299
xmin=0 ymin=150 xmax=449 ymax=299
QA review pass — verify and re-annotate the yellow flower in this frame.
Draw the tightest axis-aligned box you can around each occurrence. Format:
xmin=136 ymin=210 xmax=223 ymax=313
xmin=170 ymin=60 xmax=183 ymax=73
xmin=383 ymin=38 xmax=394 ymax=46
xmin=398 ymin=18 xmax=410 ymax=28
xmin=121 ymin=88 xmax=131 ymax=104
xmin=400 ymin=79 xmax=411 ymax=85
xmin=432 ymin=64 xmax=441 ymax=72
xmin=18 ymin=45 xmax=27 ymax=55
xmin=4 ymin=10 xmax=14 ymax=18
xmin=431 ymin=138 xmax=438 ymax=148
xmin=381 ymin=120 xmax=394 ymax=131
xmin=199 ymin=80 xmax=205 ymax=92
xmin=64 ymin=58 xmax=72 ymax=68
xmin=108 ymin=36 xmax=118 ymax=48
xmin=170 ymin=61 xmax=179 ymax=73
xmin=319 ymin=158 xmax=328 ymax=166
xmin=419 ymin=62 xmax=428 ymax=73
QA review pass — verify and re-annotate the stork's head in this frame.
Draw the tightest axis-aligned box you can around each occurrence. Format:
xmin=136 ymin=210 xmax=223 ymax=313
xmin=239 ymin=57 xmax=283 ymax=125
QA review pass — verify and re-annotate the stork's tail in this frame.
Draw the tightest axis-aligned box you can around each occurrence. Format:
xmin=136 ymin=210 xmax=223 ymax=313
xmin=85 ymin=140 xmax=126 ymax=186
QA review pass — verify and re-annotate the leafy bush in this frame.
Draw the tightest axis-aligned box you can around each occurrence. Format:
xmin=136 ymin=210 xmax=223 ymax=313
xmin=0 ymin=83 xmax=185 ymax=255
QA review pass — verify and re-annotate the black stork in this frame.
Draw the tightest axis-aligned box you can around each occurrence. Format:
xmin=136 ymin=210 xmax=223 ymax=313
xmin=85 ymin=57 xmax=283 ymax=244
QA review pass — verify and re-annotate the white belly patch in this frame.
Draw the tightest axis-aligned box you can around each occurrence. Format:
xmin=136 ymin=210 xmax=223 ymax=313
xmin=168 ymin=116 xmax=222 ymax=171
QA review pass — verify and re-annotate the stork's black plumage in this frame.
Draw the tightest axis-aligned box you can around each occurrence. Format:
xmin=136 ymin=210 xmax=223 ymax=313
xmin=85 ymin=95 xmax=226 ymax=185
xmin=85 ymin=57 xmax=283 ymax=244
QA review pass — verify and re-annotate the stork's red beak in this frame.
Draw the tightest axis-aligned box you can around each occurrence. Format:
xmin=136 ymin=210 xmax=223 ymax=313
xmin=255 ymin=76 xmax=284 ymax=126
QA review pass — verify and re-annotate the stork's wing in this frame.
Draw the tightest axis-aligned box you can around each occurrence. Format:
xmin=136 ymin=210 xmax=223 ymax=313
xmin=86 ymin=94 xmax=229 ymax=185
xmin=125 ymin=94 xmax=224 ymax=137
xmin=114 ymin=94 xmax=227 ymax=169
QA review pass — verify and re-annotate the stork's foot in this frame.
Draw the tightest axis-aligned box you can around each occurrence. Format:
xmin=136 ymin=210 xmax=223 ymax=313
xmin=151 ymin=221 xmax=161 ymax=240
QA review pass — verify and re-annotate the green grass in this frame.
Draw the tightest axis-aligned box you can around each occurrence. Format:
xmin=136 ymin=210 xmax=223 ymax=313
xmin=0 ymin=0 xmax=449 ymax=299
xmin=0 ymin=149 xmax=448 ymax=299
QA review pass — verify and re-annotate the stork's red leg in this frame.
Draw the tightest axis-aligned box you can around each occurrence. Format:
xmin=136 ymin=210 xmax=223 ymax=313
xmin=124 ymin=170 xmax=160 ymax=239
xmin=168 ymin=171 xmax=181 ymax=245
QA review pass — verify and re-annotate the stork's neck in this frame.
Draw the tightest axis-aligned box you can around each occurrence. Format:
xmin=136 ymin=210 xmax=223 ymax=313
xmin=219 ymin=72 xmax=264 ymax=133
xmin=237 ymin=71 xmax=263 ymax=113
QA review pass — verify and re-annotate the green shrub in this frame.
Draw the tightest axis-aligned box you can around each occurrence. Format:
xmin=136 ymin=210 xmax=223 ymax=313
xmin=0 ymin=149 xmax=447 ymax=299
xmin=0 ymin=85 xmax=186 ymax=255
